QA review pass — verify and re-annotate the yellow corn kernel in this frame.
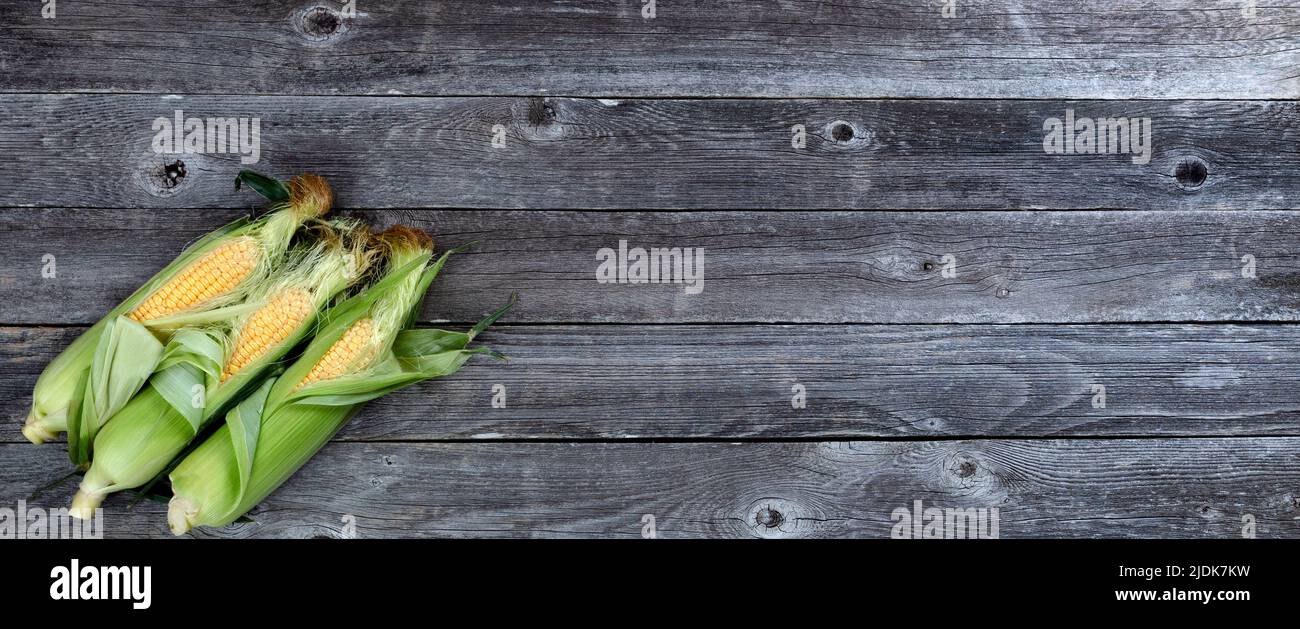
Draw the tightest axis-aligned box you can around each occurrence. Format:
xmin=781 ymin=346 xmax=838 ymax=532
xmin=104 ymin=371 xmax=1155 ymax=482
xmin=297 ymin=318 xmax=377 ymax=388
xmin=129 ymin=237 xmax=260 ymax=322
xmin=222 ymin=288 xmax=313 ymax=381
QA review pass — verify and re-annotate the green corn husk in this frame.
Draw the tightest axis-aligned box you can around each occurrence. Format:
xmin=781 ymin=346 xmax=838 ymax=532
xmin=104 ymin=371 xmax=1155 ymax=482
xmin=68 ymin=220 xmax=373 ymax=519
xmin=23 ymin=171 xmax=329 ymax=454
xmin=167 ymin=228 xmax=514 ymax=534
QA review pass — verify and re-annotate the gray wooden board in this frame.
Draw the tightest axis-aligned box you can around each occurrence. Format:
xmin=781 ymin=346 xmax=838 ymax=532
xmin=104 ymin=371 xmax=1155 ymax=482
xmin=6 ymin=209 xmax=1300 ymax=326
xmin=1 ymin=96 xmax=1296 ymax=210
xmin=2 ymin=1 xmax=1298 ymax=541
xmin=5 ymin=323 xmax=1300 ymax=444
xmin=2 ymin=438 xmax=1296 ymax=538
xmin=2 ymin=1 xmax=1297 ymax=99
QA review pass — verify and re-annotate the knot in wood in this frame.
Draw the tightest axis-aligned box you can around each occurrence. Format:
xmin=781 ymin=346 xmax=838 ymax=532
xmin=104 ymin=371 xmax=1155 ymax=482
xmin=1175 ymin=156 xmax=1208 ymax=189
xmin=831 ymin=122 xmax=854 ymax=142
xmin=527 ymin=97 xmax=557 ymax=126
xmin=298 ymin=6 xmax=348 ymax=43
xmin=755 ymin=505 xmax=784 ymax=528
xmin=825 ymin=120 xmax=863 ymax=146
xmin=739 ymin=497 xmax=821 ymax=539
xmin=520 ymin=98 xmax=565 ymax=140
xmin=942 ymin=450 xmax=1004 ymax=500
xmin=160 ymin=159 xmax=187 ymax=188
xmin=136 ymin=157 xmax=191 ymax=197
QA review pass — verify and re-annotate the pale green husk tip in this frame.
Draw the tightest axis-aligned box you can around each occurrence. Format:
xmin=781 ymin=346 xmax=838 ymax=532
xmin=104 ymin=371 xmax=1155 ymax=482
xmin=21 ymin=415 xmax=59 ymax=445
xmin=69 ymin=489 xmax=105 ymax=521
xmin=168 ymin=496 xmax=199 ymax=536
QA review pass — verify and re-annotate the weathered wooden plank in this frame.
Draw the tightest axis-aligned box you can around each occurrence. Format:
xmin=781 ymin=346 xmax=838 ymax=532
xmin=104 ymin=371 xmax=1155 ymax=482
xmin=6 ymin=324 xmax=1300 ymax=444
xmin=1 ymin=96 xmax=1295 ymax=210
xmin=2 ymin=1 xmax=1296 ymax=99
xmin=6 ymin=209 xmax=1300 ymax=325
xmin=3 ymin=438 xmax=1295 ymax=538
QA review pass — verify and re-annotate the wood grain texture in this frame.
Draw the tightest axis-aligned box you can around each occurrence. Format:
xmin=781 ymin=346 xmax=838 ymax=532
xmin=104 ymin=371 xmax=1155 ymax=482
xmin=3 ymin=0 xmax=1298 ymax=542
xmin=2 ymin=96 xmax=1296 ymax=210
xmin=6 ymin=209 xmax=1300 ymax=326
xmin=6 ymin=324 xmax=1300 ymax=444
xmin=4 ymin=439 xmax=1297 ymax=538
xmin=2 ymin=1 xmax=1297 ymax=99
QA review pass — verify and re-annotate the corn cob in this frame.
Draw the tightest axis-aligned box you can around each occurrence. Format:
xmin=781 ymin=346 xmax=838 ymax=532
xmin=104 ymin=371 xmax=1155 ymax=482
xmin=222 ymin=288 xmax=314 ymax=381
xmin=167 ymin=228 xmax=513 ymax=534
xmin=297 ymin=317 xmax=378 ymax=387
xmin=22 ymin=173 xmax=332 ymax=450
xmin=128 ymin=237 xmax=260 ymax=322
xmin=68 ymin=221 xmax=372 ymax=519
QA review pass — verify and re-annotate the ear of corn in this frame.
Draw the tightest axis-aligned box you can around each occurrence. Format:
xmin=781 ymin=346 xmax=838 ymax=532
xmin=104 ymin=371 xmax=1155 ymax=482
xmin=68 ymin=220 xmax=372 ymax=519
xmin=297 ymin=317 xmax=378 ymax=387
xmin=127 ymin=236 xmax=260 ymax=323
xmin=168 ymin=230 xmax=514 ymax=534
xmin=23 ymin=220 xmax=244 ymax=447
xmin=23 ymin=172 xmax=332 ymax=449
xmin=221 ymin=288 xmax=314 ymax=381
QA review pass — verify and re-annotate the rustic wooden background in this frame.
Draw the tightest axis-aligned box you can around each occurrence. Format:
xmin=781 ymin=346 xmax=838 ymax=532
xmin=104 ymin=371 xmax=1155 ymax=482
xmin=2 ymin=1 xmax=1299 ymax=538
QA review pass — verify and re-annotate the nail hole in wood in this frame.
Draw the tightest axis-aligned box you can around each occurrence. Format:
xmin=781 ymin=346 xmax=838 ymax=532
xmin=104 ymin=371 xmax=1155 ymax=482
xmin=1175 ymin=157 xmax=1208 ymax=189
xmin=922 ymin=261 xmax=935 ymax=272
